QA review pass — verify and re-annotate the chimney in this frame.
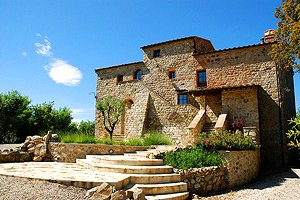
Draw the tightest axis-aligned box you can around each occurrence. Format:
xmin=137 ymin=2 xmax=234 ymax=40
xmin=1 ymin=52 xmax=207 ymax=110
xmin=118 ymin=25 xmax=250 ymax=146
xmin=264 ymin=29 xmax=275 ymax=43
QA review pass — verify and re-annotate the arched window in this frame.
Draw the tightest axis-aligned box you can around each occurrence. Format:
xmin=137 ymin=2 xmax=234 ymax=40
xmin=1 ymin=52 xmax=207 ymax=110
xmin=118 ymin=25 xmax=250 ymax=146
xmin=134 ymin=69 xmax=143 ymax=80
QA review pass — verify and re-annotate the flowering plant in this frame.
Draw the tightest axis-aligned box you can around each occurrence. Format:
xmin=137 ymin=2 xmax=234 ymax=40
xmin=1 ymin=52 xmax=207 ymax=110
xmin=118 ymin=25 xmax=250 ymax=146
xmin=197 ymin=130 xmax=258 ymax=150
xmin=231 ymin=118 xmax=245 ymax=131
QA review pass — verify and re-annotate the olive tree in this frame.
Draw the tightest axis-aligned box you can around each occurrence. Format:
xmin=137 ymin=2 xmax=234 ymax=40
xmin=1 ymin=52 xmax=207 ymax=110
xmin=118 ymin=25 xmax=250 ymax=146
xmin=96 ymin=95 xmax=125 ymax=140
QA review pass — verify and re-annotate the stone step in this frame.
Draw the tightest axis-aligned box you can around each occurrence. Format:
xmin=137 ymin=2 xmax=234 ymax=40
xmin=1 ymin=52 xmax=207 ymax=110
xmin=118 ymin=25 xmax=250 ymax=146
xmin=128 ymin=182 xmax=187 ymax=195
xmin=145 ymin=192 xmax=189 ymax=200
xmin=76 ymin=159 xmax=173 ymax=174
xmin=129 ymin=173 xmax=181 ymax=184
xmin=123 ymin=153 xmax=149 ymax=158
xmin=86 ymin=155 xmax=163 ymax=166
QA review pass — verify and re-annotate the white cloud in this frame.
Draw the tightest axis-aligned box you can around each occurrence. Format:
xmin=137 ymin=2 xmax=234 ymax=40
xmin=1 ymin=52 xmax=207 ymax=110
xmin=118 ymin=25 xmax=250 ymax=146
xmin=44 ymin=58 xmax=83 ymax=86
xmin=34 ymin=36 xmax=52 ymax=57
xmin=36 ymin=33 xmax=42 ymax=37
xmin=22 ymin=51 xmax=27 ymax=56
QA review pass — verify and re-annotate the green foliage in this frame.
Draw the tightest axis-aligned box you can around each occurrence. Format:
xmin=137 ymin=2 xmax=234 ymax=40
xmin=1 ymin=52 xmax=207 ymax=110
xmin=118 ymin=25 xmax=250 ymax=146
xmin=60 ymin=132 xmax=97 ymax=144
xmin=287 ymin=115 xmax=300 ymax=149
xmin=97 ymin=138 xmax=114 ymax=145
xmin=0 ymin=90 xmax=74 ymax=143
xmin=163 ymin=146 xmax=224 ymax=169
xmin=51 ymin=107 xmax=73 ymax=132
xmin=143 ymin=131 xmax=173 ymax=146
xmin=77 ymin=120 xmax=95 ymax=135
xmin=270 ymin=0 xmax=300 ymax=71
xmin=197 ymin=130 xmax=258 ymax=150
xmin=0 ymin=90 xmax=32 ymax=143
xmin=96 ymin=95 xmax=125 ymax=140
xmin=124 ymin=138 xmax=145 ymax=146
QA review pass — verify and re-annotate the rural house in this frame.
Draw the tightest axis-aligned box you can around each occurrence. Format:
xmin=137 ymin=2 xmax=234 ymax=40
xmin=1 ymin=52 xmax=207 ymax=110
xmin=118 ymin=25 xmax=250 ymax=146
xmin=95 ymin=30 xmax=295 ymax=167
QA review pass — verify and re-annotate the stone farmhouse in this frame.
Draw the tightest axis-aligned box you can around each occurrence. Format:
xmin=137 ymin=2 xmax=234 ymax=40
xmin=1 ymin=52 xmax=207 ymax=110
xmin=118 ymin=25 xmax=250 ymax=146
xmin=95 ymin=30 xmax=295 ymax=167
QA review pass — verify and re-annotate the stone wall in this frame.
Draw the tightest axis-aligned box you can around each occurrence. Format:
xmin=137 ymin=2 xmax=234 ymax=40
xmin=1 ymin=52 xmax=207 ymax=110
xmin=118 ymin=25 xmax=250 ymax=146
xmin=221 ymin=149 xmax=260 ymax=188
xmin=47 ymin=142 xmax=151 ymax=163
xmin=221 ymin=87 xmax=259 ymax=128
xmin=176 ymin=149 xmax=260 ymax=194
xmin=95 ymin=38 xmax=295 ymax=166
xmin=175 ymin=165 xmax=227 ymax=194
xmin=0 ymin=149 xmax=33 ymax=163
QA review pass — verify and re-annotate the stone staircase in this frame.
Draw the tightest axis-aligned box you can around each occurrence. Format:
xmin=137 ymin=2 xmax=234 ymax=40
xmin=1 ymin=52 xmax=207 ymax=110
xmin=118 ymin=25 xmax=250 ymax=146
xmin=202 ymin=122 xmax=216 ymax=133
xmin=76 ymin=149 xmax=189 ymax=200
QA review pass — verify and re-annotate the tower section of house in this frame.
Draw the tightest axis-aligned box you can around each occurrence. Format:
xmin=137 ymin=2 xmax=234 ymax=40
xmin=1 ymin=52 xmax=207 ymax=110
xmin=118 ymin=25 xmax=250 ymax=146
xmin=95 ymin=33 xmax=295 ymax=167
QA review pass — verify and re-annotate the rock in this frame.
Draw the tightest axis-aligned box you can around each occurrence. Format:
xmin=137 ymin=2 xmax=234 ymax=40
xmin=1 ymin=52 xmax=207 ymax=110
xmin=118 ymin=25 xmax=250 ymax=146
xmin=147 ymin=153 xmax=155 ymax=159
xmin=27 ymin=147 xmax=35 ymax=153
xmin=194 ymin=183 xmax=201 ymax=189
xmin=191 ymin=178 xmax=196 ymax=184
xmin=33 ymin=156 xmax=42 ymax=162
xmin=111 ymin=190 xmax=126 ymax=200
xmin=34 ymin=148 xmax=40 ymax=156
xmin=26 ymin=143 xmax=34 ymax=149
xmin=40 ymin=144 xmax=47 ymax=157
xmin=43 ymin=131 xmax=52 ymax=144
xmin=50 ymin=134 xmax=59 ymax=142
xmin=206 ymin=184 xmax=213 ymax=191
xmin=90 ymin=183 xmax=113 ymax=200
xmin=133 ymin=188 xmax=145 ymax=200
xmin=126 ymin=190 xmax=133 ymax=199
xmin=85 ymin=186 xmax=99 ymax=199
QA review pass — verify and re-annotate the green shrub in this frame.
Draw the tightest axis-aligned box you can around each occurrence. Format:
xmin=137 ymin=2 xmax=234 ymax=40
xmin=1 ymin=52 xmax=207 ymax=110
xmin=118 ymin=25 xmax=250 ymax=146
xmin=97 ymin=138 xmax=115 ymax=145
xmin=163 ymin=146 xmax=224 ymax=169
xmin=125 ymin=138 xmax=145 ymax=146
xmin=60 ymin=132 xmax=97 ymax=144
xmin=197 ymin=130 xmax=258 ymax=150
xmin=143 ymin=131 xmax=172 ymax=146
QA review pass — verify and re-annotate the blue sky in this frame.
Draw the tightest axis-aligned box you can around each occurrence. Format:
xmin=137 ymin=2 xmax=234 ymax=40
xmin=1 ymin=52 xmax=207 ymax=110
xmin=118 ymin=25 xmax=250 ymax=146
xmin=0 ymin=0 xmax=299 ymax=122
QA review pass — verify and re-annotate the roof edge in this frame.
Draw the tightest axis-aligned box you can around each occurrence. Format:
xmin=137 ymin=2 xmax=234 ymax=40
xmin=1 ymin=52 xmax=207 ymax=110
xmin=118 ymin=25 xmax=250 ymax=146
xmin=193 ymin=42 xmax=276 ymax=56
xmin=141 ymin=36 xmax=211 ymax=49
xmin=95 ymin=61 xmax=143 ymax=72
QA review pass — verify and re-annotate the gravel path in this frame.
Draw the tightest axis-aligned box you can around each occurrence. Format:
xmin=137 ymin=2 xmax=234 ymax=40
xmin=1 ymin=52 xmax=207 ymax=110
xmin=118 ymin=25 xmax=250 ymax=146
xmin=196 ymin=168 xmax=300 ymax=200
xmin=0 ymin=168 xmax=299 ymax=200
xmin=0 ymin=175 xmax=87 ymax=200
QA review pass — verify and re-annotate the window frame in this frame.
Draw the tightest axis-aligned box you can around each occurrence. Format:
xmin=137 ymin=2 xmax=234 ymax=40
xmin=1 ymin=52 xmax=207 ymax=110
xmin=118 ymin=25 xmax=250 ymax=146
xmin=117 ymin=74 xmax=124 ymax=83
xmin=153 ymin=49 xmax=161 ymax=58
xmin=197 ymin=70 xmax=207 ymax=87
xmin=134 ymin=69 xmax=143 ymax=80
xmin=178 ymin=94 xmax=188 ymax=105
xmin=168 ymin=70 xmax=176 ymax=79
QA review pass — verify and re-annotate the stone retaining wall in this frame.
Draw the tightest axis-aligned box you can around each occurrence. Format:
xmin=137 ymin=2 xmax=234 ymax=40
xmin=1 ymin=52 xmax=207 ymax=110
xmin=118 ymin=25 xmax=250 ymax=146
xmin=221 ymin=149 xmax=260 ymax=188
xmin=175 ymin=165 xmax=227 ymax=194
xmin=0 ymin=149 xmax=33 ymax=163
xmin=47 ymin=142 xmax=152 ymax=163
xmin=176 ymin=149 xmax=260 ymax=194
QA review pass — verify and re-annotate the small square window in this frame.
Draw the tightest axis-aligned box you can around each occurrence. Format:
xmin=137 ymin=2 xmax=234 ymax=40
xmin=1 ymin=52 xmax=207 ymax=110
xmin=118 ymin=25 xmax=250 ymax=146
xmin=153 ymin=49 xmax=161 ymax=58
xmin=178 ymin=94 xmax=188 ymax=105
xmin=117 ymin=75 xmax=124 ymax=82
xmin=169 ymin=71 xmax=176 ymax=79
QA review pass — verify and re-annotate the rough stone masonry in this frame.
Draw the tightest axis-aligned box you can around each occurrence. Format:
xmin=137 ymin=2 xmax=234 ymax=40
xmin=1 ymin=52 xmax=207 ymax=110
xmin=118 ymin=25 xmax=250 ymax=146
xmin=95 ymin=32 xmax=295 ymax=168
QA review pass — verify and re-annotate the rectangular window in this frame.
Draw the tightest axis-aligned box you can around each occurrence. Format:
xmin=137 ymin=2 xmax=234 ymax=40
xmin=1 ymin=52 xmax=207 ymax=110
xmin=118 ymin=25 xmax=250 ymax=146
xmin=178 ymin=94 xmax=188 ymax=105
xmin=153 ymin=49 xmax=161 ymax=58
xmin=117 ymin=75 xmax=124 ymax=82
xmin=169 ymin=71 xmax=176 ymax=79
xmin=197 ymin=70 xmax=207 ymax=87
